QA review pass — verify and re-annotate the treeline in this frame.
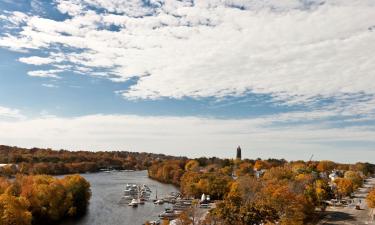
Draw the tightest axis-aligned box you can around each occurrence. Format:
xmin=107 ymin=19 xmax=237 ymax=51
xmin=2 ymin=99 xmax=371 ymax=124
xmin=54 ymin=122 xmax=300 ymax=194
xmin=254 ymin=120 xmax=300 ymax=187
xmin=0 ymin=174 xmax=91 ymax=225
xmin=149 ymin=158 xmax=375 ymax=225
xmin=147 ymin=157 xmax=286 ymax=187
xmin=0 ymin=145 xmax=187 ymax=176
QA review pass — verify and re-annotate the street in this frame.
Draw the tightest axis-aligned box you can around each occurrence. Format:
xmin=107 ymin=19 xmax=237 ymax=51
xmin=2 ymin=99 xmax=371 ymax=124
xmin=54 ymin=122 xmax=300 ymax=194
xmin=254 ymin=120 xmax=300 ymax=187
xmin=319 ymin=178 xmax=375 ymax=225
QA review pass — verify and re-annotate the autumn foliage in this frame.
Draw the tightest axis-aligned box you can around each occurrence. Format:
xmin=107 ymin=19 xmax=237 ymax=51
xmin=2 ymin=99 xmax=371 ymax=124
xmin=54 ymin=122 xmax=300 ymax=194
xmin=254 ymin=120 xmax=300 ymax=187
xmin=0 ymin=145 xmax=187 ymax=176
xmin=148 ymin=160 xmax=186 ymax=186
xmin=0 ymin=174 xmax=91 ymax=225
xmin=212 ymin=167 xmax=323 ymax=225
xmin=148 ymin=156 xmax=375 ymax=225
xmin=366 ymin=188 xmax=375 ymax=208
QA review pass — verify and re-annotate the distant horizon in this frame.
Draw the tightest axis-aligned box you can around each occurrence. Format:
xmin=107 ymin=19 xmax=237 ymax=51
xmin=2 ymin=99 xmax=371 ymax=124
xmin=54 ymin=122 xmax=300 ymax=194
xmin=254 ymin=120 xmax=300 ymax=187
xmin=2 ymin=143 xmax=373 ymax=164
xmin=0 ymin=0 xmax=374 ymax=163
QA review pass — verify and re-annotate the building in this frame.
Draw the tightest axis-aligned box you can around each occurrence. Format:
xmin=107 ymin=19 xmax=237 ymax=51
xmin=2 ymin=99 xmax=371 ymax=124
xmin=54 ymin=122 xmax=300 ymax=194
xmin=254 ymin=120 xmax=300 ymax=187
xmin=329 ymin=171 xmax=339 ymax=182
xmin=236 ymin=146 xmax=242 ymax=160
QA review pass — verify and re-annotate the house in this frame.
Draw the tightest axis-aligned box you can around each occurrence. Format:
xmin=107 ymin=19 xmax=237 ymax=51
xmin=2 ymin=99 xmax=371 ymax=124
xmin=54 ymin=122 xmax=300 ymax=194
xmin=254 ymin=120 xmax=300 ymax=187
xmin=255 ymin=169 xmax=266 ymax=178
xmin=329 ymin=171 xmax=339 ymax=182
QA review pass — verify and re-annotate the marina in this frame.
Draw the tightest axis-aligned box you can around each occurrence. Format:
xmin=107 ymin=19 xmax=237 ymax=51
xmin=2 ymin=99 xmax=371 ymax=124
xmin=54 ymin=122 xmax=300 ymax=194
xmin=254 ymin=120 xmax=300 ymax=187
xmin=118 ymin=181 xmax=212 ymax=224
xmin=60 ymin=170 xmax=178 ymax=225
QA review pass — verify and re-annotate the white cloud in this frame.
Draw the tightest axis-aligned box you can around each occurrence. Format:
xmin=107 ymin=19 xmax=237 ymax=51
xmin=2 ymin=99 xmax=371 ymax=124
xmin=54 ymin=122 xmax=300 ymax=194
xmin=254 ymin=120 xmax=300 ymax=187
xmin=0 ymin=0 xmax=374 ymax=114
xmin=56 ymin=0 xmax=84 ymax=16
xmin=0 ymin=112 xmax=374 ymax=163
xmin=27 ymin=69 xmax=62 ymax=78
xmin=19 ymin=56 xmax=54 ymax=65
xmin=0 ymin=106 xmax=24 ymax=119
xmin=42 ymin=83 xmax=58 ymax=88
xmin=2 ymin=11 xmax=29 ymax=25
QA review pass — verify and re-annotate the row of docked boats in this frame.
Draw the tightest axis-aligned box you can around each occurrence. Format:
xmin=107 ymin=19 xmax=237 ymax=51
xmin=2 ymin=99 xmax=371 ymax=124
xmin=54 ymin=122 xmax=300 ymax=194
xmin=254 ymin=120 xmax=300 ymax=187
xmin=121 ymin=184 xmax=152 ymax=207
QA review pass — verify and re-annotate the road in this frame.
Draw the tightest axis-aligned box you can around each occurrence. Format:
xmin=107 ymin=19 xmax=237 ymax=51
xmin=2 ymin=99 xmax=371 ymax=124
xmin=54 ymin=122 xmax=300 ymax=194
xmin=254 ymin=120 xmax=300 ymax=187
xmin=319 ymin=178 xmax=375 ymax=225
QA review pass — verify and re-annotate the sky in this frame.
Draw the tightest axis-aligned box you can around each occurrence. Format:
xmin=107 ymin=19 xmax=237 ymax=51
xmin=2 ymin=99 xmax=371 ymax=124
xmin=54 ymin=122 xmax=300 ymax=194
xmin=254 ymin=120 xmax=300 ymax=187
xmin=0 ymin=0 xmax=374 ymax=163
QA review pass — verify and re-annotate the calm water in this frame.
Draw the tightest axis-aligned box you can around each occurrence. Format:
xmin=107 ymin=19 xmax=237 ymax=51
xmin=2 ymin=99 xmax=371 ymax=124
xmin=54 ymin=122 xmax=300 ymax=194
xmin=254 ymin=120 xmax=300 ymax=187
xmin=61 ymin=171 xmax=178 ymax=225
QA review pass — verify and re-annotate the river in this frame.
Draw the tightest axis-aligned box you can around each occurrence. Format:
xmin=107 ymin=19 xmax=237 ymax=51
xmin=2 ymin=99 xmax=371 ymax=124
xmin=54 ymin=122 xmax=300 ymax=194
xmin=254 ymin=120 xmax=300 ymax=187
xmin=60 ymin=170 xmax=178 ymax=225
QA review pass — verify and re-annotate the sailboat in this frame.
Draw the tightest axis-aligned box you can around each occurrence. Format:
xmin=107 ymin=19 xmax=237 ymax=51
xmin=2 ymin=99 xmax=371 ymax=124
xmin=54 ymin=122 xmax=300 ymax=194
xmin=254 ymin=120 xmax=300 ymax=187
xmin=154 ymin=189 xmax=164 ymax=205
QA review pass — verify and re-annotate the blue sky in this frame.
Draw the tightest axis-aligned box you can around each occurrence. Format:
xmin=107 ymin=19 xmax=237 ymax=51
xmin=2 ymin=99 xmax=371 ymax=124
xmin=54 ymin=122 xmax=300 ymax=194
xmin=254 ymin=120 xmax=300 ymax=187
xmin=0 ymin=0 xmax=374 ymax=162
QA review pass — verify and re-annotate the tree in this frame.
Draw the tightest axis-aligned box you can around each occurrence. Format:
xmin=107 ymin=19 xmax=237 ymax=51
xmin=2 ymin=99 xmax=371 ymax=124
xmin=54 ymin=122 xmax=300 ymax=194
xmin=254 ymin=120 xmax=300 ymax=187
xmin=291 ymin=162 xmax=308 ymax=174
xmin=317 ymin=160 xmax=336 ymax=172
xmin=315 ymin=179 xmax=331 ymax=210
xmin=334 ymin=178 xmax=353 ymax=199
xmin=61 ymin=175 xmax=91 ymax=215
xmin=262 ymin=181 xmax=309 ymax=225
xmin=254 ymin=160 xmax=270 ymax=171
xmin=352 ymin=162 xmax=374 ymax=176
xmin=344 ymin=171 xmax=363 ymax=189
xmin=263 ymin=166 xmax=294 ymax=181
xmin=185 ymin=160 xmax=200 ymax=172
xmin=0 ymin=194 xmax=32 ymax=225
xmin=366 ymin=188 xmax=375 ymax=208
xmin=180 ymin=172 xmax=231 ymax=200
xmin=235 ymin=162 xmax=253 ymax=176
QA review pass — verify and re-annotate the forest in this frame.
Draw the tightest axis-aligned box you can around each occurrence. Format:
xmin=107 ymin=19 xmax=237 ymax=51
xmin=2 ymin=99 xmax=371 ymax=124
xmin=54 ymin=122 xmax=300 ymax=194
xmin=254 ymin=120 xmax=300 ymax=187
xmin=0 ymin=145 xmax=186 ymax=176
xmin=148 ymin=158 xmax=375 ymax=225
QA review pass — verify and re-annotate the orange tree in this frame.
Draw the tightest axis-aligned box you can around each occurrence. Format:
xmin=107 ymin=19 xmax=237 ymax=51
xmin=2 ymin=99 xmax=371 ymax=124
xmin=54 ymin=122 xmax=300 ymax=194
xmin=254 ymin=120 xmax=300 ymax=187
xmin=334 ymin=178 xmax=353 ymax=199
xmin=0 ymin=174 xmax=91 ymax=225
xmin=366 ymin=188 xmax=375 ymax=208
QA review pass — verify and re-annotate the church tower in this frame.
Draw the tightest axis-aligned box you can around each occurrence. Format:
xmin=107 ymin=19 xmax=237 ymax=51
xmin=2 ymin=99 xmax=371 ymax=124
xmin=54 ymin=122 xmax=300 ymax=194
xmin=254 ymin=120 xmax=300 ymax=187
xmin=236 ymin=146 xmax=242 ymax=160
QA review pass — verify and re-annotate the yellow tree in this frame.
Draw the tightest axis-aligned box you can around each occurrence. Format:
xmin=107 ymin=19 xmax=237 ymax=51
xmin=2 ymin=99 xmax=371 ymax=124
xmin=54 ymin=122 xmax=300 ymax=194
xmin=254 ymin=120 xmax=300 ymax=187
xmin=344 ymin=171 xmax=363 ymax=189
xmin=185 ymin=160 xmax=200 ymax=172
xmin=334 ymin=178 xmax=353 ymax=199
xmin=61 ymin=174 xmax=91 ymax=216
xmin=262 ymin=181 xmax=307 ymax=225
xmin=366 ymin=189 xmax=375 ymax=208
xmin=0 ymin=194 xmax=32 ymax=225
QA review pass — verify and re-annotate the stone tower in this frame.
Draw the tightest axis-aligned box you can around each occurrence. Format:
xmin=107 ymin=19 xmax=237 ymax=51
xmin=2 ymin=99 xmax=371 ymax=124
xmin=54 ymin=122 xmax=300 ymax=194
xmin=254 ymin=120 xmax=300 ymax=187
xmin=236 ymin=146 xmax=242 ymax=160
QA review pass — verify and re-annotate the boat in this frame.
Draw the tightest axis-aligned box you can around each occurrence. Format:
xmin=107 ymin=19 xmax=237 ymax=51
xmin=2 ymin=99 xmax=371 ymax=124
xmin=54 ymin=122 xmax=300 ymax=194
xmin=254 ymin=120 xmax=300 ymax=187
xmin=154 ymin=199 xmax=164 ymax=205
xmin=139 ymin=198 xmax=145 ymax=205
xmin=158 ymin=208 xmax=178 ymax=219
xmin=124 ymin=184 xmax=138 ymax=195
xmin=128 ymin=199 xmax=139 ymax=207
xmin=122 ymin=195 xmax=133 ymax=200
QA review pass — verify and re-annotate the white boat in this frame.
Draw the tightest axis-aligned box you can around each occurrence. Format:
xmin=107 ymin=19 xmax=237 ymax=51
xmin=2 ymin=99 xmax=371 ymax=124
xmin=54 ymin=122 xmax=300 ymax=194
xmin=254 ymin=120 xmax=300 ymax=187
xmin=128 ymin=199 xmax=139 ymax=207
xmin=122 ymin=195 xmax=133 ymax=200
xmin=154 ymin=199 xmax=164 ymax=205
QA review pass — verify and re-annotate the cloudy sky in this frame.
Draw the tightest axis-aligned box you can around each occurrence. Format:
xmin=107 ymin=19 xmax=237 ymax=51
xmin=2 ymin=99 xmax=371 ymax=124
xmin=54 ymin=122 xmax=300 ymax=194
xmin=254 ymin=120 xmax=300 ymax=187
xmin=0 ymin=0 xmax=374 ymax=162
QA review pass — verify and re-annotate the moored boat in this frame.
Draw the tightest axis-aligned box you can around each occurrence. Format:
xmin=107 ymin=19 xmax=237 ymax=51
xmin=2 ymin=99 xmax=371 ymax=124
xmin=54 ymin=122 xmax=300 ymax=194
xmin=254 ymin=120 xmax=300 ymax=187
xmin=128 ymin=199 xmax=139 ymax=207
